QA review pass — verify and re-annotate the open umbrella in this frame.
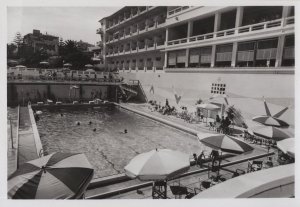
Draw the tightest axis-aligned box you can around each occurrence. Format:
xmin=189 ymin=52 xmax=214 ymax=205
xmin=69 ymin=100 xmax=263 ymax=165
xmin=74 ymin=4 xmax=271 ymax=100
xmin=63 ymin=63 xmax=72 ymax=67
xmin=197 ymin=133 xmax=254 ymax=154
xmin=85 ymin=69 xmax=95 ymax=73
xmin=40 ymin=61 xmax=49 ymax=65
xmin=85 ymin=64 xmax=93 ymax=68
xmin=249 ymin=126 xmax=291 ymax=141
xmin=8 ymin=152 xmax=94 ymax=199
xmin=196 ymin=103 xmax=220 ymax=124
xmin=252 ymin=115 xmax=289 ymax=127
xmin=124 ymin=149 xmax=190 ymax=181
xmin=277 ymin=138 xmax=294 ymax=158
xmin=252 ymin=99 xmax=290 ymax=127
xmin=193 ymin=163 xmax=294 ymax=198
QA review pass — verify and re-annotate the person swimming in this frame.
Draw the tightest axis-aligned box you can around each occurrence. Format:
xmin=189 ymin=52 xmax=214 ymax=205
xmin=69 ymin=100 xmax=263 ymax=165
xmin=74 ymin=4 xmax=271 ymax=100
xmin=76 ymin=121 xmax=80 ymax=126
xmin=89 ymin=121 xmax=92 ymax=125
xmin=124 ymin=129 xmax=127 ymax=134
xmin=93 ymin=128 xmax=96 ymax=132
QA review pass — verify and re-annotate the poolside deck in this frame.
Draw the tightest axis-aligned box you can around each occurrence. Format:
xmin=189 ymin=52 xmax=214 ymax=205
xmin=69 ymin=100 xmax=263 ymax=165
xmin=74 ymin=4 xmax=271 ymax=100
xmin=86 ymin=102 xmax=277 ymax=199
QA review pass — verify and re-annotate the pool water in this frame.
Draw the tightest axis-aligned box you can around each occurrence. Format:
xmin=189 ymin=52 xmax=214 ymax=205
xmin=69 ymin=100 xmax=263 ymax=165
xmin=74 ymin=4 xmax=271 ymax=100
xmin=36 ymin=106 xmax=203 ymax=178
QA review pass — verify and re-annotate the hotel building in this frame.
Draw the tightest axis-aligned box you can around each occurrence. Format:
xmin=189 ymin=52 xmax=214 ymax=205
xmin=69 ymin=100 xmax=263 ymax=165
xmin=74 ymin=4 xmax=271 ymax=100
xmin=97 ymin=6 xmax=295 ymax=124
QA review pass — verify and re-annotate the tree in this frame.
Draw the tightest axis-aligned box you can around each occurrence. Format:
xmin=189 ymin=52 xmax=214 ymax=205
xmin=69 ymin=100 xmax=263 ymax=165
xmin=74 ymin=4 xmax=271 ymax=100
xmin=226 ymin=105 xmax=245 ymax=127
xmin=13 ymin=32 xmax=23 ymax=48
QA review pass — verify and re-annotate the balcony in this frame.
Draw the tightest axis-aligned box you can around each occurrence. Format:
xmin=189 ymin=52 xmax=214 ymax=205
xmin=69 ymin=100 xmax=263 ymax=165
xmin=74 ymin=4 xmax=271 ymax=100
xmin=283 ymin=46 xmax=294 ymax=59
xmin=168 ymin=6 xmax=190 ymax=16
xmin=97 ymin=41 xmax=103 ymax=47
xmin=167 ymin=16 xmax=294 ymax=47
xmin=96 ymin=28 xmax=104 ymax=34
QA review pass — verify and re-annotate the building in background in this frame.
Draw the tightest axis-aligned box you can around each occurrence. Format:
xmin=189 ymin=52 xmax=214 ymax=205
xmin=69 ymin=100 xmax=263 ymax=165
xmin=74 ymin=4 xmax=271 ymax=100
xmin=23 ymin=29 xmax=59 ymax=55
xmin=97 ymin=6 xmax=295 ymax=125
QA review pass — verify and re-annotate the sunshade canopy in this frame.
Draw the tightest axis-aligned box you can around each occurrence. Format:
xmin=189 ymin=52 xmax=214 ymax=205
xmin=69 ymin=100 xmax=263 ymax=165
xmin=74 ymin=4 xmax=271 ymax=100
xmin=277 ymin=138 xmax=294 ymax=158
xmin=85 ymin=68 xmax=95 ymax=72
xmin=252 ymin=115 xmax=289 ymax=127
xmin=124 ymin=149 xmax=190 ymax=181
xmin=197 ymin=133 xmax=254 ymax=154
xmin=63 ymin=63 xmax=72 ymax=66
xmin=249 ymin=126 xmax=291 ymax=141
xmin=196 ymin=103 xmax=220 ymax=110
xmin=193 ymin=163 xmax=294 ymax=198
xmin=8 ymin=152 xmax=94 ymax=199
xmin=39 ymin=61 xmax=49 ymax=65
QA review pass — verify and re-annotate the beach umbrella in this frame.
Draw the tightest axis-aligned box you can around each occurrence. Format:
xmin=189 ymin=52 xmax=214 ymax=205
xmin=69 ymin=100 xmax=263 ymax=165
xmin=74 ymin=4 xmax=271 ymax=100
xmin=124 ymin=149 xmax=190 ymax=181
xmin=63 ymin=63 xmax=72 ymax=67
xmin=197 ymin=133 xmax=254 ymax=154
xmin=193 ymin=163 xmax=294 ymax=198
xmin=277 ymin=138 xmax=294 ymax=158
xmin=252 ymin=115 xmax=289 ymax=127
xmin=39 ymin=61 xmax=49 ymax=65
xmin=85 ymin=64 xmax=93 ymax=68
xmin=249 ymin=126 xmax=290 ymax=141
xmin=8 ymin=152 xmax=94 ymax=199
xmin=85 ymin=69 xmax=95 ymax=73
xmin=196 ymin=103 xmax=220 ymax=124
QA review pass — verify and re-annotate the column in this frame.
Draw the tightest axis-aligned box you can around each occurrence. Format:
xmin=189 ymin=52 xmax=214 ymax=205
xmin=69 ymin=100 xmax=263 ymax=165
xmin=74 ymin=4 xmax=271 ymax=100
xmin=164 ymin=51 xmax=168 ymax=69
xmin=187 ymin=20 xmax=193 ymax=40
xmin=144 ymin=59 xmax=147 ymax=71
xmin=275 ymin=35 xmax=285 ymax=67
xmin=231 ymin=42 xmax=238 ymax=67
xmin=165 ymin=28 xmax=169 ymax=45
xmin=282 ymin=6 xmax=292 ymax=26
xmin=185 ymin=48 xmax=189 ymax=68
xmin=214 ymin=12 xmax=221 ymax=33
xmin=210 ymin=45 xmax=216 ymax=67
xmin=129 ymin=60 xmax=132 ymax=72
xmin=235 ymin=7 xmax=244 ymax=29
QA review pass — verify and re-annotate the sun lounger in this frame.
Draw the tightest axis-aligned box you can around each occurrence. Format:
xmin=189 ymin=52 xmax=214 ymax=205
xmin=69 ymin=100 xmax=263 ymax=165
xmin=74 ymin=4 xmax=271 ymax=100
xmin=56 ymin=101 xmax=62 ymax=105
xmin=37 ymin=102 xmax=44 ymax=105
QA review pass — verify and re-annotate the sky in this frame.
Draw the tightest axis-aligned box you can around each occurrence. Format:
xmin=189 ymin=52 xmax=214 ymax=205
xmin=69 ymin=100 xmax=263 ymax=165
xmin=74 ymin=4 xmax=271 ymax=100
xmin=7 ymin=7 xmax=121 ymax=45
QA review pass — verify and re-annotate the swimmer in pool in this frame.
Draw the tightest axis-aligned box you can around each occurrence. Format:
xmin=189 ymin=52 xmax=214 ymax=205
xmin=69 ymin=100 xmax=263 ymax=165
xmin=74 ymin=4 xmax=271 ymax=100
xmin=93 ymin=128 xmax=96 ymax=132
xmin=124 ymin=129 xmax=127 ymax=134
xmin=76 ymin=121 xmax=80 ymax=126
xmin=60 ymin=113 xmax=64 ymax=117
xmin=89 ymin=121 xmax=92 ymax=125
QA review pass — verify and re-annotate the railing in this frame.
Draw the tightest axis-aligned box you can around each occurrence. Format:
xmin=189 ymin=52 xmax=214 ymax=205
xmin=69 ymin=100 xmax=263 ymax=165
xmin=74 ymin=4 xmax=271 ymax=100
xmin=237 ymin=50 xmax=254 ymax=61
xmin=167 ymin=17 xmax=294 ymax=46
xmin=283 ymin=46 xmax=294 ymax=59
xmin=256 ymin=48 xmax=277 ymax=60
xmin=168 ymin=6 xmax=190 ymax=16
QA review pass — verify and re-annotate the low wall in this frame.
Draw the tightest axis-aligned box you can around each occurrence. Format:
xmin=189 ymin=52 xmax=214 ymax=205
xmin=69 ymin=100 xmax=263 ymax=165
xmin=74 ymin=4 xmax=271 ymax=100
xmin=7 ymin=82 xmax=118 ymax=106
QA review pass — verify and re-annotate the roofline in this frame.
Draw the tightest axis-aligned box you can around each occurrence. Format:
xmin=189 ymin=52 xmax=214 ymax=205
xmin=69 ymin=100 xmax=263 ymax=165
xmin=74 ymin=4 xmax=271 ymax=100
xmin=99 ymin=7 xmax=126 ymax=23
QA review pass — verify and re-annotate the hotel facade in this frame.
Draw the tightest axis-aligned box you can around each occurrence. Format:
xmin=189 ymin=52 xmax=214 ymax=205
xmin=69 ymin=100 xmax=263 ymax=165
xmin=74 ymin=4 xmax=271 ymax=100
xmin=97 ymin=6 xmax=295 ymax=118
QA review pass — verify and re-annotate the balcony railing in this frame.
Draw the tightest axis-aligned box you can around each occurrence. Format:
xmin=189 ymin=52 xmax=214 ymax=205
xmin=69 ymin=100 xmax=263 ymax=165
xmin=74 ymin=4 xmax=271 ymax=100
xmin=167 ymin=17 xmax=294 ymax=46
xmin=96 ymin=28 xmax=104 ymax=34
xmin=237 ymin=50 xmax=254 ymax=61
xmin=256 ymin=48 xmax=277 ymax=60
xmin=283 ymin=46 xmax=294 ymax=59
xmin=168 ymin=6 xmax=190 ymax=16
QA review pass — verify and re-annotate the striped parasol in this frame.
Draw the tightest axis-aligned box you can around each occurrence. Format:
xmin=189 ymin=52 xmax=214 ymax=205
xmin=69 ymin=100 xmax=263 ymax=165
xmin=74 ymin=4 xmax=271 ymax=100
xmin=197 ymin=133 xmax=254 ymax=154
xmin=124 ymin=149 xmax=190 ymax=181
xmin=252 ymin=115 xmax=289 ymax=127
xmin=8 ymin=152 xmax=94 ymax=199
xmin=249 ymin=126 xmax=291 ymax=141
xmin=277 ymin=138 xmax=294 ymax=158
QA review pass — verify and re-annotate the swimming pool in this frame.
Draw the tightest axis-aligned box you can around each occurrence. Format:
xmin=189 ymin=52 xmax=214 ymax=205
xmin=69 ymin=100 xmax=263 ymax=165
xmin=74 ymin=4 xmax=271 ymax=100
xmin=36 ymin=106 xmax=203 ymax=178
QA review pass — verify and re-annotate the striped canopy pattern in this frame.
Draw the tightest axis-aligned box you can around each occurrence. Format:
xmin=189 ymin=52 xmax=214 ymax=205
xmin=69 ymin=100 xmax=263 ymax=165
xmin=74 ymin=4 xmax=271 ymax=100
xmin=197 ymin=133 xmax=254 ymax=154
xmin=277 ymin=138 xmax=294 ymax=158
xmin=8 ymin=153 xmax=94 ymax=199
xmin=250 ymin=126 xmax=291 ymax=141
xmin=124 ymin=149 xmax=190 ymax=181
xmin=252 ymin=115 xmax=289 ymax=127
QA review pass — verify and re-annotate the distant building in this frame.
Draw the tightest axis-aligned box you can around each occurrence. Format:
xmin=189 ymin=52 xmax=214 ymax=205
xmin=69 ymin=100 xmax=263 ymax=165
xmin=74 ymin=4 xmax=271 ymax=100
xmin=77 ymin=40 xmax=94 ymax=52
xmin=23 ymin=29 xmax=59 ymax=55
